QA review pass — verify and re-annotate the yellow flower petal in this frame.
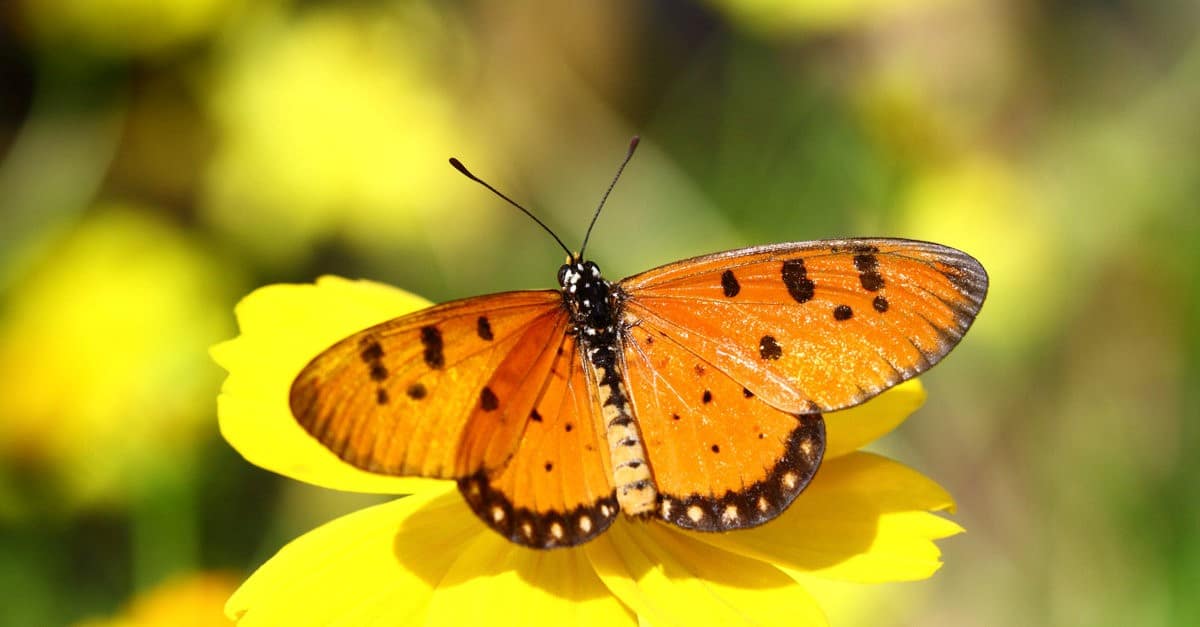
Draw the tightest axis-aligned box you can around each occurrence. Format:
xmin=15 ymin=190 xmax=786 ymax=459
xmin=692 ymin=452 xmax=961 ymax=583
xmin=212 ymin=276 xmax=440 ymax=494
xmin=229 ymin=483 xmax=632 ymax=627
xmin=228 ymin=484 xmax=474 ymax=626
xmin=587 ymin=522 xmax=826 ymax=626
xmin=426 ymin=527 xmax=633 ymax=626
xmin=823 ymin=379 xmax=926 ymax=458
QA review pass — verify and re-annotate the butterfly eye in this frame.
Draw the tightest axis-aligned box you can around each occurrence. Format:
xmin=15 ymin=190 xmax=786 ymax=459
xmin=557 ymin=264 xmax=571 ymax=287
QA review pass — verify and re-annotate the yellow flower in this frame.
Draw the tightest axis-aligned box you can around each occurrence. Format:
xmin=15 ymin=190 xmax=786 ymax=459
xmin=0 ymin=207 xmax=236 ymax=508
xmin=19 ymin=0 xmax=242 ymax=57
xmin=212 ymin=277 xmax=961 ymax=625
xmin=202 ymin=5 xmax=488 ymax=265
xmin=74 ymin=572 xmax=240 ymax=627
xmin=707 ymin=0 xmax=952 ymax=34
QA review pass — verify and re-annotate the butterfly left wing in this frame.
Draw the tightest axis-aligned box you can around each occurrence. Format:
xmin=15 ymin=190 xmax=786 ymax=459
xmin=290 ymin=290 xmax=566 ymax=479
xmin=458 ymin=332 xmax=619 ymax=548
xmin=619 ymin=238 xmax=987 ymax=414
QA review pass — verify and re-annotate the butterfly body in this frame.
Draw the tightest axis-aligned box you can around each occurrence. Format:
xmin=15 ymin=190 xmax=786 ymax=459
xmin=559 ymin=260 xmax=658 ymax=518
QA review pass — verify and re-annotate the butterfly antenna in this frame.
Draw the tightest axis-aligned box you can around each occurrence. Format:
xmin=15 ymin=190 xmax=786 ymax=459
xmin=579 ymin=135 xmax=640 ymax=259
xmin=448 ymin=157 xmax=573 ymax=258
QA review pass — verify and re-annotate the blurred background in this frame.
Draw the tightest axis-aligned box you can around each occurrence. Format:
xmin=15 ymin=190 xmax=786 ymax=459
xmin=1 ymin=0 xmax=1197 ymax=625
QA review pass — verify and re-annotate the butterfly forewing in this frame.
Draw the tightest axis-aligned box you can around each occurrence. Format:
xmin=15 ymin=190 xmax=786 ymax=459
xmin=621 ymin=322 xmax=825 ymax=531
xmin=619 ymin=238 xmax=988 ymax=414
xmin=458 ymin=332 xmax=619 ymax=548
xmin=290 ymin=290 xmax=564 ymax=478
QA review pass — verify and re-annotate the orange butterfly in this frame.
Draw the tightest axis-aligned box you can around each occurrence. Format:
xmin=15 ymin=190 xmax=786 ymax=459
xmin=291 ymin=138 xmax=988 ymax=549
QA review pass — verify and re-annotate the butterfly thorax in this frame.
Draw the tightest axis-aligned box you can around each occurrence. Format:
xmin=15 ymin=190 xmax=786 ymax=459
xmin=558 ymin=260 xmax=620 ymax=336
xmin=558 ymin=260 xmax=658 ymax=517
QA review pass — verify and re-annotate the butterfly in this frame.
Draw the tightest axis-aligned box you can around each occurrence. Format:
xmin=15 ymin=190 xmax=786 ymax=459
xmin=290 ymin=137 xmax=988 ymax=549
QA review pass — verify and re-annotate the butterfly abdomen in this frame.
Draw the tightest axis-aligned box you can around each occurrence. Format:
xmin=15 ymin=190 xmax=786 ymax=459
xmin=586 ymin=340 xmax=657 ymax=516
xmin=561 ymin=260 xmax=658 ymax=517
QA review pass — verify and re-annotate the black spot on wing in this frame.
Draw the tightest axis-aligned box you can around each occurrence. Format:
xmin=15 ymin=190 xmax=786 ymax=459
xmin=853 ymin=253 xmax=878 ymax=273
xmin=476 ymin=316 xmax=494 ymax=341
xmin=360 ymin=337 xmax=388 ymax=381
xmin=702 ymin=390 xmax=713 ymax=404
xmin=721 ymin=269 xmax=740 ymax=297
xmin=759 ymin=335 xmax=782 ymax=360
xmin=781 ymin=259 xmax=815 ymax=303
xmin=359 ymin=341 xmax=384 ymax=363
xmin=873 ymin=295 xmax=889 ymax=313
xmin=833 ymin=305 xmax=853 ymax=321
xmin=853 ymin=252 xmax=885 ymax=291
xmin=420 ymin=326 xmax=445 ymax=369
xmin=860 ymin=272 xmax=884 ymax=291
xmin=480 ymin=386 xmax=499 ymax=411
xmin=406 ymin=383 xmax=428 ymax=400
xmin=375 ymin=388 xmax=389 ymax=405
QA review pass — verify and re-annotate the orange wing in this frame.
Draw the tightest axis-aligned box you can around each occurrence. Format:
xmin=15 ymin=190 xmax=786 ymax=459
xmin=621 ymin=321 xmax=825 ymax=531
xmin=290 ymin=290 xmax=566 ymax=479
xmin=458 ymin=332 xmax=618 ymax=548
xmin=619 ymin=238 xmax=988 ymax=414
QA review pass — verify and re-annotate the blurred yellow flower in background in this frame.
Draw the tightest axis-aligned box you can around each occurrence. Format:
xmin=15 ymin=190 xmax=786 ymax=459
xmin=901 ymin=156 xmax=1055 ymax=352
xmin=708 ymin=0 xmax=952 ymax=33
xmin=0 ymin=208 xmax=236 ymax=509
xmin=213 ymin=276 xmax=962 ymax=626
xmin=202 ymin=4 xmax=489 ymax=265
xmin=18 ymin=0 xmax=243 ymax=57
xmin=74 ymin=572 xmax=239 ymax=627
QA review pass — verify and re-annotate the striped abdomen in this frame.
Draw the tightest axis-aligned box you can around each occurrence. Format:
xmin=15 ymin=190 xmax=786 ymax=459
xmin=585 ymin=342 xmax=657 ymax=515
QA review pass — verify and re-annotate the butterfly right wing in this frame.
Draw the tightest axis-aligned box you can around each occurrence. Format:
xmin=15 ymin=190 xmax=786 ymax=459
xmin=620 ymin=320 xmax=826 ymax=532
xmin=619 ymin=239 xmax=987 ymax=414
xmin=289 ymin=290 xmax=566 ymax=479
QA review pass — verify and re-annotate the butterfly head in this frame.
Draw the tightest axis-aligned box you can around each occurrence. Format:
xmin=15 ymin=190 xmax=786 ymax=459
xmin=558 ymin=260 xmax=618 ymax=336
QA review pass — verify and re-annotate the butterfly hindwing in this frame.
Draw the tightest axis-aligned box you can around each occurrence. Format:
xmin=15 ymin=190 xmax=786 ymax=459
xmin=620 ymin=238 xmax=987 ymax=414
xmin=290 ymin=290 xmax=565 ymax=478
xmin=458 ymin=332 xmax=618 ymax=548
xmin=621 ymin=322 xmax=826 ymax=531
